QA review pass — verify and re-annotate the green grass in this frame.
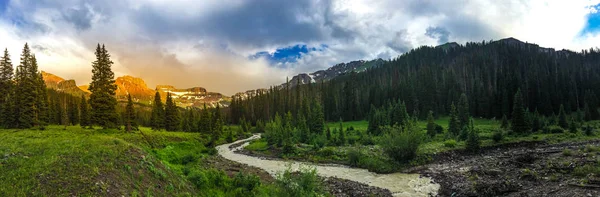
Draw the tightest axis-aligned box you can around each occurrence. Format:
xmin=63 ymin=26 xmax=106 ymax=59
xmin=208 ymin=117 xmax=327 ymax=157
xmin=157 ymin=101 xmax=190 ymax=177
xmin=0 ymin=124 xmax=328 ymax=196
xmin=0 ymin=125 xmax=196 ymax=196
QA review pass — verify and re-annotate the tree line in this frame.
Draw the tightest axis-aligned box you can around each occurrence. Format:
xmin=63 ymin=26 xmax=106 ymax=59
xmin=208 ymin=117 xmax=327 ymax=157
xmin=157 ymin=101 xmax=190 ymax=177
xmin=230 ymin=39 xmax=600 ymax=124
xmin=0 ymin=43 xmax=225 ymax=134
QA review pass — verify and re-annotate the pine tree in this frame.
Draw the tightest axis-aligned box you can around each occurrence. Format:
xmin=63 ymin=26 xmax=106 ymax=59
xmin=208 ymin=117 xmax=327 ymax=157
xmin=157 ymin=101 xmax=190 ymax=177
xmin=500 ymin=114 xmax=509 ymax=129
xmin=125 ymin=94 xmax=137 ymax=132
xmin=448 ymin=103 xmax=461 ymax=137
xmin=457 ymin=93 xmax=470 ymax=129
xmin=511 ymin=89 xmax=529 ymax=134
xmin=426 ymin=110 xmax=436 ymax=138
xmin=531 ymin=110 xmax=541 ymax=132
xmin=15 ymin=44 xmax=36 ymax=129
xmin=79 ymin=95 xmax=91 ymax=128
xmin=465 ymin=118 xmax=480 ymax=152
xmin=164 ymin=92 xmax=179 ymax=131
xmin=308 ymin=98 xmax=325 ymax=134
xmin=558 ymin=104 xmax=569 ymax=129
xmin=36 ymin=71 xmax=49 ymax=128
xmin=88 ymin=44 xmax=118 ymax=129
xmin=61 ymin=99 xmax=69 ymax=130
xmin=150 ymin=92 xmax=164 ymax=130
xmin=30 ymin=55 xmax=47 ymax=128
xmin=337 ymin=119 xmax=346 ymax=145
xmin=0 ymin=48 xmax=14 ymax=128
xmin=68 ymin=98 xmax=79 ymax=125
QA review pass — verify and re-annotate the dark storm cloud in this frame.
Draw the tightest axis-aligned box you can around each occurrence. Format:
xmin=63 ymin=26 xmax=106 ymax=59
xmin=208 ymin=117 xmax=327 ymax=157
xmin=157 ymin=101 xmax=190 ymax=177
xmin=62 ymin=7 xmax=93 ymax=30
xmin=425 ymin=26 xmax=450 ymax=44
xmin=133 ymin=0 xmax=348 ymax=49
xmin=387 ymin=30 xmax=411 ymax=53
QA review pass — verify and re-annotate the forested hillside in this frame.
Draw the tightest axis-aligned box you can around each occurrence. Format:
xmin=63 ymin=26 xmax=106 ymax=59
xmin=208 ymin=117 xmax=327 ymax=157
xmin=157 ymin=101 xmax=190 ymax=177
xmin=230 ymin=38 xmax=600 ymax=123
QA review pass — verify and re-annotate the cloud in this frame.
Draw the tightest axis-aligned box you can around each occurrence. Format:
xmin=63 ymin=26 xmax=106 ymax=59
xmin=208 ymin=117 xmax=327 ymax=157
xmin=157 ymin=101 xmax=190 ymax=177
xmin=1 ymin=0 xmax=600 ymax=95
xmin=425 ymin=26 xmax=450 ymax=44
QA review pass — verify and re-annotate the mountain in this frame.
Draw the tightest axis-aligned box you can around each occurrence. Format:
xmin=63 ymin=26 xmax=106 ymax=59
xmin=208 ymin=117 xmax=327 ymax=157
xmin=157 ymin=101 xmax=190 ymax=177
xmin=115 ymin=75 xmax=155 ymax=103
xmin=234 ymin=59 xmax=385 ymax=99
xmin=41 ymin=71 xmax=88 ymax=97
xmin=41 ymin=72 xmax=229 ymax=108
xmin=156 ymin=85 xmax=229 ymax=108
xmin=288 ymin=59 xmax=385 ymax=87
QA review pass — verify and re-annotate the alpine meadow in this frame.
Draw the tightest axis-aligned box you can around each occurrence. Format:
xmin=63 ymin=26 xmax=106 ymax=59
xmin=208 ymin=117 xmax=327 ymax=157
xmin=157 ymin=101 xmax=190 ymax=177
xmin=2 ymin=1 xmax=600 ymax=197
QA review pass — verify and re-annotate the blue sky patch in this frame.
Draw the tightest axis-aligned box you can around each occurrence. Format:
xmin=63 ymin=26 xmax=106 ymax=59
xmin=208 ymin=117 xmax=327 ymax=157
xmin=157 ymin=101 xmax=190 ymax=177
xmin=0 ymin=0 xmax=8 ymax=15
xmin=581 ymin=3 xmax=600 ymax=35
xmin=250 ymin=44 xmax=327 ymax=63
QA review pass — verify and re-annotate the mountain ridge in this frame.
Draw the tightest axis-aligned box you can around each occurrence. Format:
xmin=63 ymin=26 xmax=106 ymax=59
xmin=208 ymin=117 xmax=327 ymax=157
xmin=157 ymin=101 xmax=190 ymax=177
xmin=41 ymin=72 xmax=229 ymax=108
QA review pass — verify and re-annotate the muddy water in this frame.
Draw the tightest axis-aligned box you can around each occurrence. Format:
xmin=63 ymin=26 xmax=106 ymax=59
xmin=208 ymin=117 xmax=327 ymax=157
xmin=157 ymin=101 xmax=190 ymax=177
xmin=216 ymin=134 xmax=440 ymax=197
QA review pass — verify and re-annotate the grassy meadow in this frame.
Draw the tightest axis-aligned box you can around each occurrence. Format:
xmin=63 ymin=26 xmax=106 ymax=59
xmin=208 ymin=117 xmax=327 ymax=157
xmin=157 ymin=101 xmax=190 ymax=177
xmin=0 ymin=125 xmax=326 ymax=197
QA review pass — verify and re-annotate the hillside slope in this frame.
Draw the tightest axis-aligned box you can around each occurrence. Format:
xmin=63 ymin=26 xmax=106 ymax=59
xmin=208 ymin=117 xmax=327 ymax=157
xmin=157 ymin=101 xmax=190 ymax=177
xmin=0 ymin=126 xmax=197 ymax=196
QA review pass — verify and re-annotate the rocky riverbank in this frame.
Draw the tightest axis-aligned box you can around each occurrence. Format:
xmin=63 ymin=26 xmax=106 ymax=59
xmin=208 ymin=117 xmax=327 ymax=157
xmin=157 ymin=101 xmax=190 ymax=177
xmin=413 ymin=140 xmax=600 ymax=196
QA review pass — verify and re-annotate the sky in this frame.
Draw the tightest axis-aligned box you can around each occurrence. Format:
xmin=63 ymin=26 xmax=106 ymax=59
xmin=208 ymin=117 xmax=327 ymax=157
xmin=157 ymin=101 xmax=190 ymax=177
xmin=0 ymin=0 xmax=600 ymax=95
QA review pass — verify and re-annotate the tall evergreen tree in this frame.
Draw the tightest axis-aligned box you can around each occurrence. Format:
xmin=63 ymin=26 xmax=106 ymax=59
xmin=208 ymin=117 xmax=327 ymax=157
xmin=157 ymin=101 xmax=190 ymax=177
xmin=511 ymin=89 xmax=529 ymax=134
xmin=125 ymin=94 xmax=137 ymax=132
xmin=558 ymin=104 xmax=569 ymax=129
xmin=426 ymin=110 xmax=436 ymax=137
xmin=68 ymin=98 xmax=79 ymax=125
xmin=88 ymin=44 xmax=118 ymax=129
xmin=308 ymin=98 xmax=325 ymax=134
xmin=164 ymin=92 xmax=179 ymax=131
xmin=150 ymin=92 xmax=164 ymax=130
xmin=448 ymin=103 xmax=461 ymax=137
xmin=0 ymin=48 xmax=14 ymax=128
xmin=465 ymin=118 xmax=480 ymax=152
xmin=79 ymin=95 xmax=91 ymax=128
xmin=500 ymin=114 xmax=509 ymax=129
xmin=457 ymin=93 xmax=470 ymax=129
xmin=29 ymin=55 xmax=47 ymax=128
xmin=15 ymin=44 xmax=36 ymax=129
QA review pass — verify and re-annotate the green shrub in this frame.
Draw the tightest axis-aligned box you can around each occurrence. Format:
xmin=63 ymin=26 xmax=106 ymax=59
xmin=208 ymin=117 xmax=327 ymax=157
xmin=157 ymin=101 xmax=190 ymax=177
xmin=562 ymin=149 xmax=573 ymax=156
xmin=574 ymin=164 xmax=600 ymax=177
xmin=359 ymin=134 xmax=375 ymax=145
xmin=270 ymin=167 xmax=325 ymax=197
xmin=546 ymin=126 xmax=564 ymax=134
xmin=379 ymin=126 xmax=423 ymax=163
xmin=444 ymin=139 xmax=457 ymax=148
xmin=347 ymin=149 xmax=361 ymax=166
xmin=492 ymin=129 xmax=503 ymax=143
xmin=435 ymin=124 xmax=444 ymax=134
xmin=585 ymin=125 xmax=594 ymax=136
xmin=246 ymin=140 xmax=269 ymax=152
xmin=233 ymin=172 xmax=261 ymax=192
xmin=187 ymin=170 xmax=209 ymax=189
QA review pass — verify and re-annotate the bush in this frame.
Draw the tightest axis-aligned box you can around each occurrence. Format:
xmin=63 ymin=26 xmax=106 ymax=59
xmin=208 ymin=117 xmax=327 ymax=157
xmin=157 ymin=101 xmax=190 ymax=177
xmin=545 ymin=126 xmax=564 ymax=134
xmin=187 ymin=170 xmax=209 ymax=189
xmin=492 ymin=129 xmax=504 ymax=143
xmin=270 ymin=167 xmax=325 ymax=197
xmin=435 ymin=124 xmax=444 ymax=134
xmin=585 ymin=125 xmax=594 ymax=136
xmin=466 ymin=129 xmax=480 ymax=152
xmin=245 ymin=140 xmax=269 ymax=151
xmin=444 ymin=139 xmax=457 ymax=148
xmin=233 ymin=172 xmax=261 ymax=192
xmin=379 ymin=126 xmax=423 ymax=163
xmin=347 ymin=149 xmax=361 ymax=167
xmin=359 ymin=134 xmax=375 ymax=145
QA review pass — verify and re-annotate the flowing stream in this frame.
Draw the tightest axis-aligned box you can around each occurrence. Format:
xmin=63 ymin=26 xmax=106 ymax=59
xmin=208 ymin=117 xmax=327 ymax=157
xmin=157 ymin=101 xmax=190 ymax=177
xmin=216 ymin=134 xmax=440 ymax=197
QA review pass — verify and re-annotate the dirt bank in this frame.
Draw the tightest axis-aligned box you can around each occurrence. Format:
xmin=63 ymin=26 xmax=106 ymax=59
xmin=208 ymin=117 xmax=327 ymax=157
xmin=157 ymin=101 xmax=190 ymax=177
xmin=412 ymin=140 xmax=600 ymax=197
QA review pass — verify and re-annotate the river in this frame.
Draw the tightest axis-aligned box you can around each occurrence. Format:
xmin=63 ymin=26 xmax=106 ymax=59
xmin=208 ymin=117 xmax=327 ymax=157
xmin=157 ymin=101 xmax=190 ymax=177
xmin=216 ymin=134 xmax=440 ymax=196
